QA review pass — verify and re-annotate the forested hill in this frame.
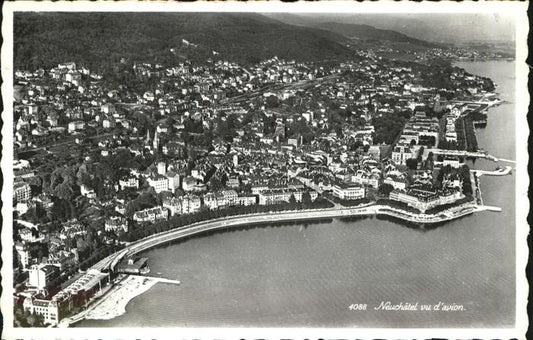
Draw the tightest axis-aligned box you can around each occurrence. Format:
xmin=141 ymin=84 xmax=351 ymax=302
xmin=14 ymin=12 xmax=354 ymax=71
xmin=314 ymin=22 xmax=440 ymax=48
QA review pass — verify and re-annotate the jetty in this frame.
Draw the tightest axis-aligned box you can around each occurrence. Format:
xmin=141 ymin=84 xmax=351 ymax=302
xmin=474 ymin=205 xmax=502 ymax=212
xmin=132 ymin=275 xmax=180 ymax=285
xmin=472 ymin=166 xmax=513 ymax=177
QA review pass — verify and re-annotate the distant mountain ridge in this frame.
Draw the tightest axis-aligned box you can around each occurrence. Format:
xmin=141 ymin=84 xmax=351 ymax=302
xmin=314 ymin=22 xmax=440 ymax=48
xmin=14 ymin=12 xmax=355 ymax=70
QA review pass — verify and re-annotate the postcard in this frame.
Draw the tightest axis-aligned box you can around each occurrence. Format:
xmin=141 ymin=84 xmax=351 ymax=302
xmin=1 ymin=1 xmax=529 ymax=339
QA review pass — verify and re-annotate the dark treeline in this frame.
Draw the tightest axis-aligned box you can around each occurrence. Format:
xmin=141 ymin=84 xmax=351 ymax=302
xmin=122 ymin=197 xmax=334 ymax=242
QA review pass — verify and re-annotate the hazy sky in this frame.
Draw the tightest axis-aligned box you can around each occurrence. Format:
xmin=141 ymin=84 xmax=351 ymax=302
xmin=267 ymin=13 xmax=516 ymax=43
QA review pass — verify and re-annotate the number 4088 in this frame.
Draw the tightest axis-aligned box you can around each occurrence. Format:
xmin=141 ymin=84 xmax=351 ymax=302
xmin=348 ymin=303 xmax=367 ymax=311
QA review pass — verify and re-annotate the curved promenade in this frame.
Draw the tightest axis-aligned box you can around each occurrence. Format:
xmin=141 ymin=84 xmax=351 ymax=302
xmin=92 ymin=202 xmax=481 ymax=273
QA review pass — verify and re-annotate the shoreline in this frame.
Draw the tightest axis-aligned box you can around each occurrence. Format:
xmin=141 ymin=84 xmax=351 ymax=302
xmin=84 ymin=275 xmax=158 ymax=321
xmin=62 ymin=275 xmax=159 ymax=327
xmin=92 ymin=199 xmax=497 ymax=272
xmin=68 ymin=203 xmax=479 ymax=326
xmin=65 ymin=170 xmax=509 ymax=327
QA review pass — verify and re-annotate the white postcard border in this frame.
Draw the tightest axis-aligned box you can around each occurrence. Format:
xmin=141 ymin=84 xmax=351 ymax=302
xmin=1 ymin=1 xmax=529 ymax=339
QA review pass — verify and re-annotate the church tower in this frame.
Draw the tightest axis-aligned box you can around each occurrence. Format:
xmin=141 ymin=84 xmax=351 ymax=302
xmin=153 ymin=129 xmax=160 ymax=151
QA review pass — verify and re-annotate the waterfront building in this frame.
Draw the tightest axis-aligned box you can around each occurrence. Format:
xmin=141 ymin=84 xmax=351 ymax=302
xmin=441 ymin=156 xmax=464 ymax=168
xmin=258 ymin=188 xmax=315 ymax=205
xmin=49 ymin=269 xmax=110 ymax=323
xmin=180 ymin=195 xmax=202 ymax=214
xmin=163 ymin=195 xmax=201 ymax=216
xmin=389 ymin=188 xmax=463 ymax=212
xmin=117 ymin=257 xmax=149 ymax=274
xmin=221 ymin=190 xmax=238 ymax=206
xmin=332 ymin=182 xmax=365 ymax=200
xmin=133 ymin=206 xmax=168 ymax=223
xmin=203 ymin=193 xmax=219 ymax=210
xmin=238 ymin=194 xmax=257 ymax=206
xmin=28 ymin=264 xmax=60 ymax=289
xmin=23 ymin=298 xmax=61 ymax=326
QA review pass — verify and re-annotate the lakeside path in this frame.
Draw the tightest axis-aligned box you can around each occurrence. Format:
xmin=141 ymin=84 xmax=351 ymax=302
xmin=92 ymin=201 xmax=498 ymax=274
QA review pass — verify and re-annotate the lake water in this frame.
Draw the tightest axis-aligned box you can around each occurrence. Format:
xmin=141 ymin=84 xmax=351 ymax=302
xmin=79 ymin=60 xmax=516 ymax=328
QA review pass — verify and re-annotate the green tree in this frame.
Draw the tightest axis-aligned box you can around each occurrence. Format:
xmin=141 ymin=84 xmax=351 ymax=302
xmin=289 ymin=194 xmax=297 ymax=205
xmin=265 ymin=95 xmax=279 ymax=108
xmin=378 ymin=183 xmax=395 ymax=196
xmin=302 ymin=191 xmax=312 ymax=205
xmin=405 ymin=158 xmax=418 ymax=170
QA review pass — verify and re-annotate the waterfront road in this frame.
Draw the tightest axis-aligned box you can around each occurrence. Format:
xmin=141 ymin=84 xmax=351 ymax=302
xmin=91 ymin=202 xmax=489 ymax=273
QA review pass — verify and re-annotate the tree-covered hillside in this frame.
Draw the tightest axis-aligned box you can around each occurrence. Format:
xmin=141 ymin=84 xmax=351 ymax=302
xmin=14 ymin=12 xmax=354 ymax=70
xmin=315 ymin=22 xmax=440 ymax=48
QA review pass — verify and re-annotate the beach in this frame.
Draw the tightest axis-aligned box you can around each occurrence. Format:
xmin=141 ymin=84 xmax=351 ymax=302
xmin=84 ymin=275 xmax=158 ymax=321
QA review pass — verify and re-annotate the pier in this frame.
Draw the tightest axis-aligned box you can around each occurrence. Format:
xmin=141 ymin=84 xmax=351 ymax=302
xmin=132 ymin=275 xmax=181 ymax=285
xmin=474 ymin=205 xmax=503 ymax=212
xmin=426 ymin=148 xmax=515 ymax=165
xmin=472 ymin=166 xmax=513 ymax=177
xmin=494 ymin=158 xmax=517 ymax=164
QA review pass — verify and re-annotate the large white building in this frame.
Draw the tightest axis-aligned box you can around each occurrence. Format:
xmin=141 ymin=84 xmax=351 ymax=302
xmin=67 ymin=120 xmax=85 ymax=133
xmin=28 ymin=264 xmax=59 ymax=289
xmin=351 ymin=170 xmax=379 ymax=189
xmin=182 ymin=176 xmax=206 ymax=192
xmin=384 ymin=176 xmax=407 ymax=190
xmin=203 ymin=190 xmax=243 ymax=210
xmin=23 ymin=298 xmax=61 ymax=325
xmin=119 ymin=176 xmax=139 ymax=191
xmin=104 ymin=216 xmax=128 ymax=233
xmin=15 ymin=244 xmax=31 ymax=269
xmin=13 ymin=181 xmax=31 ymax=202
xmin=332 ymin=182 xmax=365 ymax=200
xmin=391 ymin=144 xmax=415 ymax=165
xmin=147 ymin=174 xmax=169 ymax=193
xmin=389 ymin=188 xmax=463 ymax=212
xmin=258 ymin=188 xmax=317 ymax=205
xmin=133 ymin=206 xmax=168 ymax=223
xmin=166 ymin=172 xmax=181 ymax=193
xmin=163 ymin=195 xmax=201 ymax=216
xmin=238 ymin=195 xmax=257 ymax=206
